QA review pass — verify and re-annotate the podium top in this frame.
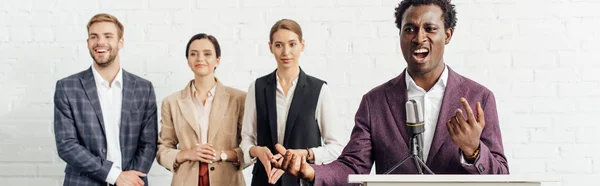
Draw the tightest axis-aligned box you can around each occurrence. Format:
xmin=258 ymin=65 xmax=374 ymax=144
xmin=348 ymin=175 xmax=559 ymax=183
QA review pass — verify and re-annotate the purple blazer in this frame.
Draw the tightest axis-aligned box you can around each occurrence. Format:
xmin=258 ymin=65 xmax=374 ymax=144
xmin=312 ymin=67 xmax=509 ymax=185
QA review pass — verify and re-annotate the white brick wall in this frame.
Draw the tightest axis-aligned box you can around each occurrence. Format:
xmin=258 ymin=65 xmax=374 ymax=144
xmin=1 ymin=0 xmax=598 ymax=186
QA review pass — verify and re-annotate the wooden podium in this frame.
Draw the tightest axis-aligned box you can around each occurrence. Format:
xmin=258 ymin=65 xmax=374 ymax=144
xmin=348 ymin=175 xmax=558 ymax=186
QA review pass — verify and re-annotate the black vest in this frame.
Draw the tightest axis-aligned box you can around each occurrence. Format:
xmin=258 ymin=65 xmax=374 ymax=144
xmin=251 ymin=69 xmax=325 ymax=186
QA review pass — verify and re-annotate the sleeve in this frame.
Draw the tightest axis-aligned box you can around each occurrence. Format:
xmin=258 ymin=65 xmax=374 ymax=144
xmin=311 ymin=95 xmax=375 ymax=185
xmin=240 ymin=81 xmax=259 ymax=167
xmin=311 ymin=84 xmax=350 ymax=165
xmin=460 ymin=92 xmax=509 ymax=174
xmin=54 ymin=80 xmax=113 ymax=181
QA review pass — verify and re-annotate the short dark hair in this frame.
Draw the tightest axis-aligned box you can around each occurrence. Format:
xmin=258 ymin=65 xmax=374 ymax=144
xmin=394 ymin=0 xmax=457 ymax=30
xmin=185 ymin=33 xmax=221 ymax=59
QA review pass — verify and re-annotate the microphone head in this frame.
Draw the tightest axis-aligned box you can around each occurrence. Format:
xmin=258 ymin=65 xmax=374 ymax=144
xmin=406 ymin=99 xmax=425 ymax=135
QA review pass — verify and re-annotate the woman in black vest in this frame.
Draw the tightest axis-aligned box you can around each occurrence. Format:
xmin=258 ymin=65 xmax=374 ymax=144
xmin=240 ymin=19 xmax=349 ymax=186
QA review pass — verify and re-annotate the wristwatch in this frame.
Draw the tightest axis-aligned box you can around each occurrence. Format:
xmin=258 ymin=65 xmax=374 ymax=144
xmin=220 ymin=150 xmax=228 ymax=161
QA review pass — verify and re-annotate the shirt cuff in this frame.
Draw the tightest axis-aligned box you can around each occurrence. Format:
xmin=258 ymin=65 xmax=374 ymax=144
xmin=459 ymin=150 xmax=476 ymax=166
xmin=243 ymin=145 xmax=257 ymax=166
xmin=105 ymin=164 xmax=122 ymax=184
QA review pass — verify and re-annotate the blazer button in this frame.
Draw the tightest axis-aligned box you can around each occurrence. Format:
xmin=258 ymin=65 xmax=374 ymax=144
xmin=101 ymin=149 xmax=106 ymax=153
xmin=210 ymin=167 xmax=215 ymax=171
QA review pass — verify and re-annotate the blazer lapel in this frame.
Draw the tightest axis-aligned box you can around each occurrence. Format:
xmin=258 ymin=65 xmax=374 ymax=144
xmin=208 ymin=81 xmax=230 ymax=143
xmin=177 ymin=81 xmax=201 ymax=140
xmin=384 ymin=70 xmax=410 ymax=146
xmin=427 ymin=67 xmax=464 ymax=164
xmin=80 ymin=67 xmax=106 ymax=135
xmin=283 ymin=69 xmax=308 ymax=145
xmin=120 ymin=70 xmax=136 ymax=144
xmin=265 ymin=71 xmax=279 ymax=146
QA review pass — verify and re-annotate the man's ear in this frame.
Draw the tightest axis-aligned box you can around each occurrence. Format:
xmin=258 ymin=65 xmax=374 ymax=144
xmin=445 ymin=28 xmax=453 ymax=45
xmin=119 ymin=37 xmax=124 ymax=49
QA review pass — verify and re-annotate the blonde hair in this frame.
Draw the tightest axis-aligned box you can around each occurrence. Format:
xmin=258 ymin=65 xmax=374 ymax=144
xmin=269 ymin=19 xmax=303 ymax=43
xmin=86 ymin=13 xmax=124 ymax=39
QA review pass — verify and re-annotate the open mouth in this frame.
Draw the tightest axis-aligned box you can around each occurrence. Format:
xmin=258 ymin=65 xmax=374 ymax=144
xmin=95 ymin=48 xmax=109 ymax=55
xmin=413 ymin=48 xmax=429 ymax=59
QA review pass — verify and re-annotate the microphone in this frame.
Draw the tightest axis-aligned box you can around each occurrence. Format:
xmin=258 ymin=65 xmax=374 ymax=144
xmin=383 ymin=99 xmax=434 ymax=174
xmin=405 ymin=99 xmax=424 ymax=160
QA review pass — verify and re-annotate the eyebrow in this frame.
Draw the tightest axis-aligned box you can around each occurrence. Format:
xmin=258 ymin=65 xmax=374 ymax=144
xmin=403 ymin=22 xmax=439 ymax=27
xmin=189 ymin=49 xmax=213 ymax=52
xmin=273 ymin=39 xmax=298 ymax=43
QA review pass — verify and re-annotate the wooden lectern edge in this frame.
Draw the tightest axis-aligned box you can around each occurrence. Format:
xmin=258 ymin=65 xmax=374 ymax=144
xmin=347 ymin=174 xmax=560 ymax=183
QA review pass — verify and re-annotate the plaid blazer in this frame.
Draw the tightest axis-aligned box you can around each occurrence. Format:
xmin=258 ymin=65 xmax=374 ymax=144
xmin=54 ymin=67 xmax=157 ymax=186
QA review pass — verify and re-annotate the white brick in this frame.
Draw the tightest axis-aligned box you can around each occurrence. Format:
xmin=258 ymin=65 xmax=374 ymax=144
xmin=52 ymin=12 xmax=81 ymax=26
xmin=487 ymin=68 xmax=535 ymax=83
xmin=504 ymin=113 xmax=554 ymax=129
xmin=174 ymin=9 xmax=220 ymax=25
xmin=37 ymin=163 xmax=67 ymax=176
xmin=512 ymin=144 xmax=559 ymax=159
xmin=296 ymin=22 xmax=329 ymax=40
xmin=28 ymin=12 xmax=54 ymax=26
xmin=491 ymin=35 xmax=576 ymax=52
xmin=509 ymin=158 xmax=547 ymax=173
xmin=549 ymin=159 xmax=592 ymax=173
xmin=289 ymin=0 xmax=334 ymax=8
xmin=575 ymin=126 xmax=600 ymax=144
xmin=0 ymin=143 xmax=56 ymax=162
xmin=331 ymin=23 xmax=377 ymax=39
xmin=196 ymin=0 xmax=238 ymax=8
xmin=10 ymin=27 xmax=32 ymax=42
xmin=148 ymin=0 xmax=190 ymax=10
xmin=358 ymin=8 xmax=393 ymax=21
xmin=559 ymin=144 xmax=598 ymax=158
xmin=8 ymin=0 xmax=32 ymax=11
xmin=446 ymin=34 xmax=487 ymax=52
xmin=562 ymin=174 xmax=600 ymax=186
xmin=55 ymin=26 xmax=86 ymax=42
xmin=464 ymin=52 xmax=511 ymax=69
xmin=511 ymin=83 xmax=557 ymax=98
xmin=531 ymin=127 xmax=577 ymax=144
xmin=352 ymin=38 xmax=397 ymax=55
xmin=265 ymin=8 xmax=312 ymax=23
xmin=558 ymin=82 xmax=600 ymax=97
xmin=581 ymin=68 xmax=600 ymax=81
xmin=219 ymin=8 xmax=265 ymax=23
xmin=0 ymin=178 xmax=60 ymax=186
xmin=512 ymin=52 xmax=558 ymax=69
xmin=530 ymin=99 xmax=577 ymax=114
xmin=56 ymin=0 xmax=98 ymax=11
xmin=99 ymin=0 xmax=145 ymax=10
xmin=241 ymin=0 xmax=284 ymax=8
xmin=468 ymin=20 xmax=517 ymax=38
xmin=559 ymin=52 xmax=600 ymax=68
xmin=500 ymin=127 xmax=529 ymax=144
xmin=336 ymin=0 xmax=381 ymax=7
xmin=127 ymin=11 xmax=171 ymax=26
xmin=311 ymin=8 xmax=358 ymax=22
xmin=0 ymin=164 xmax=37 ymax=176
xmin=535 ymin=68 xmax=579 ymax=83
xmin=33 ymin=27 xmax=54 ymax=42
xmin=0 ymin=27 xmax=8 ymax=41
xmin=31 ymin=0 xmax=56 ymax=11
xmin=458 ymin=3 xmax=499 ymax=20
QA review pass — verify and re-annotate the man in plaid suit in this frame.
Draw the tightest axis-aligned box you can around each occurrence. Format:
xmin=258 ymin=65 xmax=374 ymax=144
xmin=53 ymin=13 xmax=157 ymax=186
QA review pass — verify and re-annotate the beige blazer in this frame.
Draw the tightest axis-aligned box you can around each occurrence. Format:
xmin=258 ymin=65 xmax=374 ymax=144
xmin=157 ymin=80 xmax=246 ymax=186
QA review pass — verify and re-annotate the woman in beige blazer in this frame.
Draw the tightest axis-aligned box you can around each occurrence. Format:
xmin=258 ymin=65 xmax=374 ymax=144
xmin=157 ymin=33 xmax=246 ymax=186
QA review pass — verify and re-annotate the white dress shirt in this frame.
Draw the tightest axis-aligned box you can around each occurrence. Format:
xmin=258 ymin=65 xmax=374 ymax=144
xmin=405 ymin=65 xmax=448 ymax=163
xmin=91 ymin=66 xmax=123 ymax=184
xmin=240 ymin=72 xmax=349 ymax=165
xmin=190 ymin=81 xmax=217 ymax=144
